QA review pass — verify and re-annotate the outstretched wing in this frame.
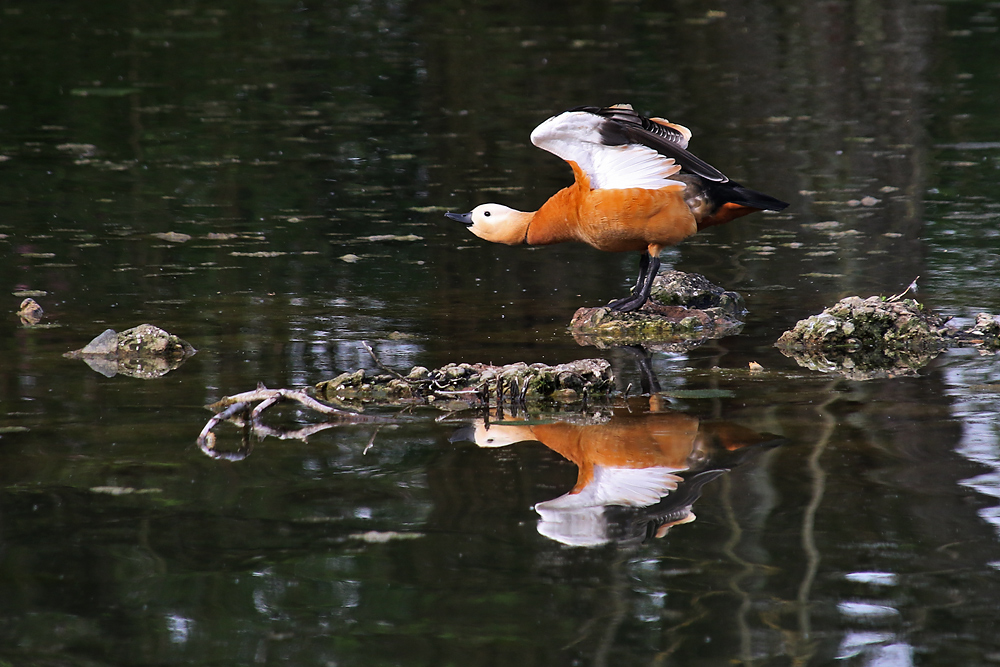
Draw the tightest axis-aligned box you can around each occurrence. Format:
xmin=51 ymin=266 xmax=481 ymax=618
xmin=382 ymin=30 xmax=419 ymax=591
xmin=530 ymin=104 xmax=728 ymax=191
xmin=535 ymin=465 xmax=686 ymax=509
xmin=530 ymin=107 xmax=685 ymax=191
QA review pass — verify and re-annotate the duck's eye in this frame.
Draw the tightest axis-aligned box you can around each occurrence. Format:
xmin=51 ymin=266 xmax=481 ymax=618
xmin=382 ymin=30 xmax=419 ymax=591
xmin=483 ymin=211 xmax=491 ymax=217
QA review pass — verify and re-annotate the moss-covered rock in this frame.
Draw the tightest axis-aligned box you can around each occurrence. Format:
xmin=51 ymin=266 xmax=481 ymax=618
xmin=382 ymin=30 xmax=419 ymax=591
xmin=776 ymin=295 xmax=1000 ymax=379
xmin=64 ymin=324 xmax=197 ymax=379
xmin=570 ymin=270 xmax=745 ymax=349
xmin=316 ymin=358 xmax=614 ymax=407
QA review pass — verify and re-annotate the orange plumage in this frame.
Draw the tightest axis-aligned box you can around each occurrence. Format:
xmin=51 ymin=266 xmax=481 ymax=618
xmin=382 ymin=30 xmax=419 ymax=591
xmin=455 ymin=401 xmax=782 ymax=546
xmin=446 ymin=104 xmax=788 ymax=312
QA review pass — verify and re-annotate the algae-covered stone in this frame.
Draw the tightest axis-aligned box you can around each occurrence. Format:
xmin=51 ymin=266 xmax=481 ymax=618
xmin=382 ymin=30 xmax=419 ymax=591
xmin=649 ymin=271 xmax=746 ymax=316
xmin=331 ymin=369 xmax=366 ymax=387
xmin=972 ymin=313 xmax=1000 ymax=338
xmin=117 ymin=324 xmax=196 ymax=358
xmin=17 ymin=298 xmax=45 ymax=326
xmin=407 ymin=366 xmax=430 ymax=381
xmin=777 ymin=297 xmax=949 ymax=353
xmin=550 ymin=388 xmax=579 ymax=403
xmin=571 ymin=270 xmax=745 ymax=349
xmin=316 ymin=358 xmax=614 ymax=406
xmin=64 ymin=324 xmax=196 ymax=379
xmin=777 ymin=296 xmax=1000 ymax=379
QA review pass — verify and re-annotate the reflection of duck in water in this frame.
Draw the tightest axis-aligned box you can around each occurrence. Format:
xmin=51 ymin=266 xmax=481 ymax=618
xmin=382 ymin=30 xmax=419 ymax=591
xmin=451 ymin=398 xmax=782 ymax=547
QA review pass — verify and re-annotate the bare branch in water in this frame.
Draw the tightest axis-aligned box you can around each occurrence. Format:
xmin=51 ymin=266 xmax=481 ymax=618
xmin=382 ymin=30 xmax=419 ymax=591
xmin=198 ymin=384 xmax=388 ymax=460
xmin=206 ymin=386 xmax=362 ymax=417
xmin=361 ymin=340 xmax=408 ymax=381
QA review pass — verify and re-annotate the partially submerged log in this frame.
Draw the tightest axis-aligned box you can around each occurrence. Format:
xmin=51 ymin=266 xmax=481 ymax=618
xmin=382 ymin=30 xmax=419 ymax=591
xmin=199 ymin=358 xmax=616 ymax=460
xmin=570 ymin=271 xmax=745 ymax=350
xmin=64 ymin=323 xmax=196 ymax=378
xmin=776 ymin=295 xmax=1000 ymax=379
xmin=316 ymin=357 xmax=615 ymax=407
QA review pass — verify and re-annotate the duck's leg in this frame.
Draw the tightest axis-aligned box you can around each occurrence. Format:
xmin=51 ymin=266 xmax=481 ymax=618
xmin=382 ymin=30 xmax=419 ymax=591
xmin=621 ymin=344 xmax=661 ymax=394
xmin=608 ymin=251 xmax=660 ymax=312
xmin=630 ymin=252 xmax=651 ymax=295
xmin=607 ymin=253 xmax=649 ymax=311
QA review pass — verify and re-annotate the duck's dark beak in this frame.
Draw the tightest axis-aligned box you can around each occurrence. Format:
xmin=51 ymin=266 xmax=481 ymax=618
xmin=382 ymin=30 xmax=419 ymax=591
xmin=445 ymin=211 xmax=474 ymax=227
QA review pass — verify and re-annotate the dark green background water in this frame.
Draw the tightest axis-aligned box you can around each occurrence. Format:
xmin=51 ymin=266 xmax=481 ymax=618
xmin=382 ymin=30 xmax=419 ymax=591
xmin=2 ymin=0 xmax=1000 ymax=665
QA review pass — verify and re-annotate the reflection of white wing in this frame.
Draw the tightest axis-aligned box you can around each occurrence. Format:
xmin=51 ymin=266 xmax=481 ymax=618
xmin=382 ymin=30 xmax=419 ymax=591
xmin=533 ymin=466 xmax=685 ymax=547
xmin=530 ymin=112 xmax=683 ymax=191
xmin=535 ymin=505 xmax=609 ymax=548
xmin=537 ymin=465 xmax=684 ymax=510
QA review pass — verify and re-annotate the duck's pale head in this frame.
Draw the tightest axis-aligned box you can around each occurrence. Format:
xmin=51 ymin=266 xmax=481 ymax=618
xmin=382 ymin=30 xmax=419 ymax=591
xmin=445 ymin=203 xmax=530 ymax=245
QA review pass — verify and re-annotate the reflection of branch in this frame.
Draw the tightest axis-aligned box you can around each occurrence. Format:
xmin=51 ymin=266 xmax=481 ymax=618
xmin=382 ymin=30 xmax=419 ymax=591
xmin=794 ymin=380 xmax=840 ymax=659
xmin=563 ymin=553 xmax=630 ymax=665
xmin=198 ymin=384 xmax=387 ymax=460
xmin=593 ymin=555 xmax=628 ymax=667
xmin=206 ymin=385 xmax=362 ymax=417
xmin=197 ymin=401 xmax=252 ymax=458
xmin=720 ymin=473 xmax=755 ymax=664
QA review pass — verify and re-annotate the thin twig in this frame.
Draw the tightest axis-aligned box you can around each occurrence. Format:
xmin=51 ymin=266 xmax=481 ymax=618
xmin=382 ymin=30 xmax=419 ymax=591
xmin=888 ymin=276 xmax=919 ymax=301
xmin=198 ymin=401 xmax=250 ymax=445
xmin=361 ymin=340 xmax=407 ymax=380
xmin=363 ymin=426 xmax=381 ymax=455
xmin=250 ymin=395 xmax=282 ymax=420
xmin=197 ymin=401 xmax=251 ymax=459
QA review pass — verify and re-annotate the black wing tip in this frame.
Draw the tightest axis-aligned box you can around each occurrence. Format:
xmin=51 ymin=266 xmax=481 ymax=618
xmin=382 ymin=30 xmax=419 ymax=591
xmin=725 ymin=184 xmax=789 ymax=211
xmin=562 ymin=106 xmax=789 ymax=195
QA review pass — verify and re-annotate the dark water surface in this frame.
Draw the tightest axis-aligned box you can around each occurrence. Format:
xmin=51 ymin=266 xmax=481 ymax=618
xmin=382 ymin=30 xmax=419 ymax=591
xmin=3 ymin=1 xmax=1000 ymax=665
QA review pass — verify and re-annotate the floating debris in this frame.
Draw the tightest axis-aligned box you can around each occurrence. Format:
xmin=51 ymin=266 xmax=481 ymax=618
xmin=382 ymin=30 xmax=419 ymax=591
xmin=151 ymin=231 xmax=192 ymax=243
xmin=351 ymin=531 xmax=424 ymax=543
xmin=64 ymin=323 xmax=197 ymax=379
xmin=358 ymin=234 xmax=423 ymax=242
xmin=90 ymin=486 xmax=162 ymax=496
xmin=56 ymin=143 xmax=98 ymax=157
xmin=776 ymin=295 xmax=1000 ymax=379
xmin=570 ymin=271 xmax=745 ymax=349
xmin=70 ymin=87 xmax=141 ymax=97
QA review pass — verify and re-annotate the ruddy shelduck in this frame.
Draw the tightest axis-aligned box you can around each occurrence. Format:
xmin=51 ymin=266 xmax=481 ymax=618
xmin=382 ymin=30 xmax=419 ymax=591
xmin=452 ymin=402 xmax=781 ymax=546
xmin=446 ymin=104 xmax=789 ymax=312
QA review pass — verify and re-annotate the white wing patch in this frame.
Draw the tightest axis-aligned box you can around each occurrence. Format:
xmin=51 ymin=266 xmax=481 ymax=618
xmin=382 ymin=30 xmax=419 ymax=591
xmin=535 ymin=465 xmax=685 ymax=510
xmin=530 ymin=111 xmax=684 ymax=191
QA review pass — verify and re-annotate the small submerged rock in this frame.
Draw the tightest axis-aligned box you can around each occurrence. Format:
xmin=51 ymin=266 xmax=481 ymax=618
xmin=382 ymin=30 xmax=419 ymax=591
xmin=776 ymin=295 xmax=1000 ymax=379
xmin=316 ymin=358 xmax=614 ymax=407
xmin=570 ymin=271 xmax=745 ymax=350
xmin=17 ymin=298 xmax=44 ymax=326
xmin=65 ymin=323 xmax=197 ymax=379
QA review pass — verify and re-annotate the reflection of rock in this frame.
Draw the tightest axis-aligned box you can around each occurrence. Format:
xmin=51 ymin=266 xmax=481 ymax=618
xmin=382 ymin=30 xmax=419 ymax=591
xmin=570 ymin=271 xmax=745 ymax=350
xmin=776 ymin=296 xmax=1000 ymax=379
xmin=316 ymin=358 xmax=614 ymax=405
xmin=17 ymin=298 xmax=44 ymax=326
xmin=64 ymin=323 xmax=197 ymax=379
xmin=452 ymin=399 xmax=781 ymax=548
